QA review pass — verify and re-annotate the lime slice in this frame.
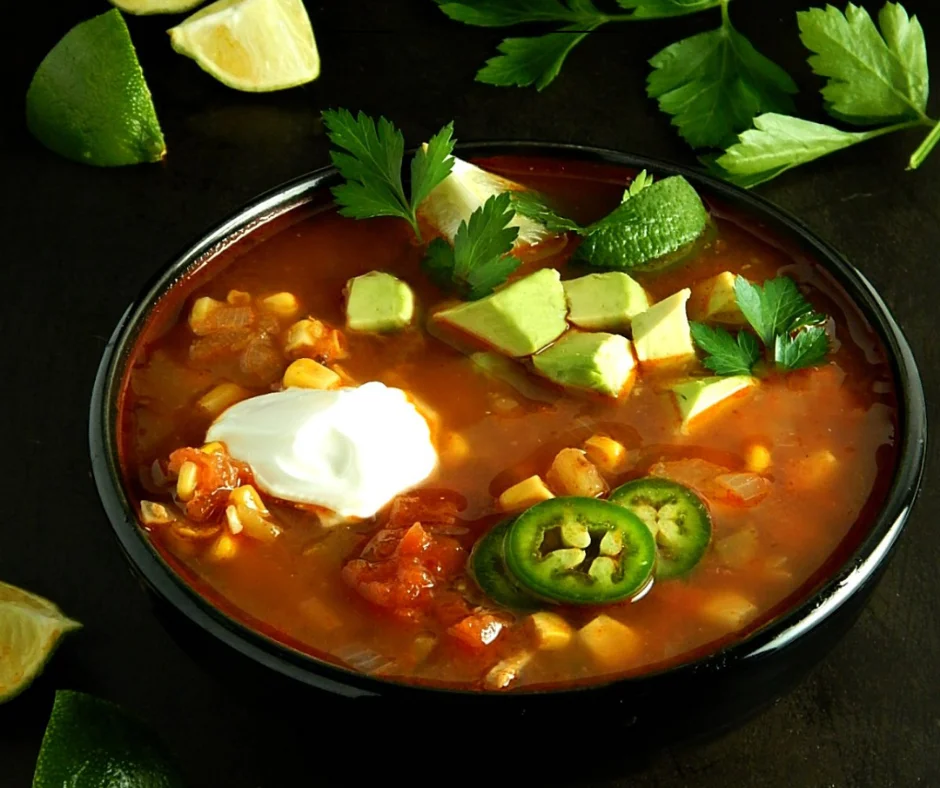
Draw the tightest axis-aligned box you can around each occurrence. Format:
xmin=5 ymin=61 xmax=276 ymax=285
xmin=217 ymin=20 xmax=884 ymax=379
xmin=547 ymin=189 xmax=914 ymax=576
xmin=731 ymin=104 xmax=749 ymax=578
xmin=110 ymin=0 xmax=206 ymax=15
xmin=33 ymin=690 xmax=186 ymax=788
xmin=574 ymin=176 xmax=708 ymax=271
xmin=169 ymin=0 xmax=320 ymax=92
xmin=0 ymin=581 xmax=81 ymax=704
xmin=25 ymin=10 xmax=166 ymax=167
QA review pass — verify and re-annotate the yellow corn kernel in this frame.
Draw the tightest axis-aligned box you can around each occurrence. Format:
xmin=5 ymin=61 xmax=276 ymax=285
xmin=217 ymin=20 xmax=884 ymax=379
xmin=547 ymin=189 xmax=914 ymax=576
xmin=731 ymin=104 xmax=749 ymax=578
xmin=224 ymin=504 xmax=243 ymax=535
xmin=700 ymin=591 xmax=758 ymax=631
xmin=197 ymin=382 xmax=250 ymax=418
xmin=236 ymin=505 xmax=282 ymax=543
xmin=226 ymin=289 xmax=252 ymax=306
xmin=440 ymin=431 xmax=470 ymax=465
xmin=208 ymin=532 xmax=239 ymax=562
xmin=176 ymin=462 xmax=198 ymax=502
xmin=283 ymin=358 xmax=342 ymax=390
xmin=583 ymin=435 xmax=628 ymax=474
xmin=188 ymin=296 xmax=224 ymax=335
xmin=230 ymin=485 xmax=268 ymax=514
xmin=285 ymin=318 xmax=327 ymax=356
xmin=528 ymin=611 xmax=574 ymax=651
xmin=261 ymin=292 xmax=300 ymax=319
xmin=744 ymin=443 xmax=772 ymax=473
xmin=578 ymin=614 xmax=641 ymax=669
xmin=497 ymin=475 xmax=555 ymax=512
xmin=484 ymin=650 xmax=534 ymax=690
xmin=299 ymin=597 xmax=343 ymax=633
xmin=546 ymin=448 xmax=608 ymax=498
xmin=200 ymin=441 xmax=225 ymax=455
xmin=140 ymin=500 xmax=174 ymax=526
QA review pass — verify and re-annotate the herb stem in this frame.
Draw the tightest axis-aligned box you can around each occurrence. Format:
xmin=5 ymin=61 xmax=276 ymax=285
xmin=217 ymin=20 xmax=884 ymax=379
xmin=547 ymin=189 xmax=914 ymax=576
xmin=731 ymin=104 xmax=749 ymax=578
xmin=602 ymin=1 xmax=725 ymax=24
xmin=907 ymin=119 xmax=940 ymax=170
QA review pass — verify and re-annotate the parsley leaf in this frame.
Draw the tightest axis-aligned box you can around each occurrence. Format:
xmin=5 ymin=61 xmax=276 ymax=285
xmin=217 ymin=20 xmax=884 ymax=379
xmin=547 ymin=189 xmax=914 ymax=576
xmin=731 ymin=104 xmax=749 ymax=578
xmin=775 ymin=325 xmax=830 ymax=371
xmin=617 ymin=0 xmax=722 ymax=18
xmin=623 ymin=169 xmax=653 ymax=200
xmin=690 ymin=322 xmax=760 ymax=375
xmin=509 ymin=191 xmax=586 ymax=234
xmin=798 ymin=2 xmax=929 ymax=125
xmin=322 ymin=109 xmax=455 ymax=240
xmin=422 ymin=192 xmax=521 ymax=300
xmin=477 ymin=28 xmax=596 ymax=90
xmin=647 ymin=20 xmax=798 ymax=149
xmin=434 ymin=0 xmax=601 ymax=27
xmin=734 ymin=275 xmax=818 ymax=347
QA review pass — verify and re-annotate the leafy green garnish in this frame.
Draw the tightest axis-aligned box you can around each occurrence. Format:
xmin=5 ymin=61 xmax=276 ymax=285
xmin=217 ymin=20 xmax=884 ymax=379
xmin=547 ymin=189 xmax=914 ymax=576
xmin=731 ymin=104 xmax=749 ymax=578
xmin=509 ymin=191 xmax=586 ymax=234
xmin=774 ymin=325 xmax=830 ymax=371
xmin=478 ymin=28 xmax=596 ymax=90
xmin=733 ymin=276 xmax=817 ymax=347
xmin=422 ymin=192 xmax=521 ymax=300
xmin=623 ymin=169 xmax=653 ymax=200
xmin=689 ymin=322 xmax=760 ymax=375
xmin=435 ymin=0 xmax=600 ymax=27
xmin=322 ymin=109 xmax=455 ymax=240
xmin=617 ymin=0 xmax=724 ymax=18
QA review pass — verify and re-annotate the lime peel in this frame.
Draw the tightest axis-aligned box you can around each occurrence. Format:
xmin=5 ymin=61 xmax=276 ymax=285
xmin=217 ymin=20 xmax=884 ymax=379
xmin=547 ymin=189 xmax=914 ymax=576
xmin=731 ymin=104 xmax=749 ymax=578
xmin=110 ymin=0 xmax=206 ymax=15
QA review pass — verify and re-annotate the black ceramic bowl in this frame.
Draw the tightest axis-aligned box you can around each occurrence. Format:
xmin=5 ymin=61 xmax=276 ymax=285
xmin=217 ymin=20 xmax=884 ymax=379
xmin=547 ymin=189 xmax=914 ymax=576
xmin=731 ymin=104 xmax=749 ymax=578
xmin=89 ymin=144 xmax=927 ymax=744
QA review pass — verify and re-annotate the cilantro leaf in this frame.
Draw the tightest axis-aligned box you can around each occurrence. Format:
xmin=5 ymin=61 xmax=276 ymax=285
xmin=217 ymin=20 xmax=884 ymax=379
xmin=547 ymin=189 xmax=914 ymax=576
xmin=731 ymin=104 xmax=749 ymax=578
xmin=690 ymin=322 xmax=760 ymax=376
xmin=410 ymin=123 xmax=455 ymax=208
xmin=434 ymin=0 xmax=602 ymax=27
xmin=734 ymin=275 xmax=817 ymax=347
xmin=647 ymin=22 xmax=798 ymax=149
xmin=775 ymin=325 xmax=830 ymax=371
xmin=509 ymin=191 xmax=586 ymax=234
xmin=616 ymin=0 xmax=722 ymax=19
xmin=798 ymin=2 xmax=929 ymax=125
xmin=422 ymin=192 xmax=521 ymax=300
xmin=623 ymin=169 xmax=653 ymax=200
xmin=477 ymin=27 xmax=595 ymax=90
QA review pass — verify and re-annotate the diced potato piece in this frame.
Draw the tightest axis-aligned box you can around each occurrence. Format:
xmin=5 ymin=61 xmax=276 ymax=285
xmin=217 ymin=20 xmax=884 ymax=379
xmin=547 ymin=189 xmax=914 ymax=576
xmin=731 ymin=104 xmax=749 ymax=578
xmin=175 ymin=461 xmax=198 ymax=502
xmin=283 ymin=358 xmax=342 ymax=390
xmin=410 ymin=632 xmax=438 ymax=665
xmin=701 ymin=591 xmax=758 ymax=631
xmin=546 ymin=448 xmax=608 ymax=497
xmin=484 ymin=650 xmax=534 ymax=690
xmin=140 ymin=500 xmax=174 ymax=526
xmin=744 ymin=442 xmax=772 ymax=473
xmin=578 ymin=614 xmax=641 ymax=669
xmin=207 ymin=532 xmax=239 ymax=561
xmin=528 ymin=611 xmax=574 ymax=651
xmin=285 ymin=318 xmax=327 ymax=356
xmin=226 ymin=289 xmax=252 ymax=306
xmin=714 ymin=527 xmax=758 ymax=568
xmin=498 ymin=475 xmax=555 ymax=512
xmin=261 ymin=292 xmax=300 ymax=319
xmin=188 ymin=296 xmax=225 ymax=335
xmin=583 ymin=435 xmax=627 ymax=474
xmin=787 ymin=449 xmax=838 ymax=490
xmin=299 ymin=597 xmax=343 ymax=633
xmin=197 ymin=382 xmax=251 ymax=418
xmin=440 ymin=431 xmax=471 ymax=465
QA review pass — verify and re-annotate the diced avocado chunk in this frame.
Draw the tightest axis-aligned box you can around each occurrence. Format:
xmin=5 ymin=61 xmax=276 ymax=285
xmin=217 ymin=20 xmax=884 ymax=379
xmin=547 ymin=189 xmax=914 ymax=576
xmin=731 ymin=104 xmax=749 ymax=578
xmin=533 ymin=332 xmax=636 ymax=397
xmin=691 ymin=271 xmax=745 ymax=324
xmin=573 ymin=176 xmax=708 ymax=271
xmin=470 ymin=352 xmax=559 ymax=403
xmin=631 ymin=288 xmax=695 ymax=365
xmin=433 ymin=269 xmax=567 ymax=357
xmin=345 ymin=271 xmax=414 ymax=333
xmin=563 ymin=272 xmax=650 ymax=332
xmin=670 ymin=375 xmax=757 ymax=428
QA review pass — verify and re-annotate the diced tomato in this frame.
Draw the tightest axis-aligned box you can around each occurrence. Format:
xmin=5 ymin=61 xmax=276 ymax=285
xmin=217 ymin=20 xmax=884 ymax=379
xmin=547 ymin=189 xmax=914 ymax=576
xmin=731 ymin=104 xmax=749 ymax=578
xmin=398 ymin=523 xmax=433 ymax=557
xmin=432 ymin=591 xmax=473 ymax=627
xmin=447 ymin=614 xmax=506 ymax=650
xmin=387 ymin=489 xmax=466 ymax=528
xmin=167 ymin=447 xmax=250 ymax=522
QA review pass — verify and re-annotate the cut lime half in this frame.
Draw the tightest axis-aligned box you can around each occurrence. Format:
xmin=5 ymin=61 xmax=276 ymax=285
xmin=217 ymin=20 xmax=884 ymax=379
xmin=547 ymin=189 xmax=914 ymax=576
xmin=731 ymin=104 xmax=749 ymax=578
xmin=110 ymin=0 xmax=206 ymax=14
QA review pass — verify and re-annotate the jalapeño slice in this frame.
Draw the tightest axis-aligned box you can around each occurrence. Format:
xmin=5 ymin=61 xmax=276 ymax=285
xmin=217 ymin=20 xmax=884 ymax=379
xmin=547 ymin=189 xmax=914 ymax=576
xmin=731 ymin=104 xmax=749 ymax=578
xmin=504 ymin=497 xmax=656 ymax=605
xmin=469 ymin=520 xmax=542 ymax=611
xmin=609 ymin=477 xmax=712 ymax=580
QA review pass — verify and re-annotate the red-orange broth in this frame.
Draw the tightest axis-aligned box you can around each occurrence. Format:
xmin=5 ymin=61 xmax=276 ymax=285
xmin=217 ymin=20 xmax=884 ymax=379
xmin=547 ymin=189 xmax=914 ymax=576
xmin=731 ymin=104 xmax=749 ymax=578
xmin=118 ymin=156 xmax=899 ymax=691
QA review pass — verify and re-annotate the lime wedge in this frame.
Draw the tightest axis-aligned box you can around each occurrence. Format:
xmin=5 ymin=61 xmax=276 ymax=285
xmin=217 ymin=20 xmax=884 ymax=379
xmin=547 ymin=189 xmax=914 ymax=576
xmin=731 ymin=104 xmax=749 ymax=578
xmin=0 ymin=581 xmax=81 ymax=704
xmin=110 ymin=0 xmax=206 ymax=14
xmin=575 ymin=176 xmax=708 ymax=271
xmin=169 ymin=0 xmax=320 ymax=92
xmin=25 ymin=9 xmax=166 ymax=167
xmin=33 ymin=691 xmax=186 ymax=788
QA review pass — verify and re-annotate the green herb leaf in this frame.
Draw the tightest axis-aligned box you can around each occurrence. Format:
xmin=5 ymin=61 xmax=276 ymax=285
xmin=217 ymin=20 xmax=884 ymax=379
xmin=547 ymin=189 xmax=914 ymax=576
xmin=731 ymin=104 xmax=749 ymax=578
xmin=623 ymin=169 xmax=653 ymax=200
xmin=797 ymin=2 xmax=929 ymax=125
xmin=422 ymin=192 xmax=521 ymax=300
xmin=690 ymin=322 xmax=760 ymax=375
xmin=616 ymin=0 xmax=722 ymax=19
xmin=647 ymin=21 xmax=798 ymax=148
xmin=434 ymin=0 xmax=601 ymax=27
xmin=775 ymin=325 xmax=830 ymax=371
xmin=734 ymin=275 xmax=818 ymax=347
xmin=509 ymin=191 xmax=586 ymax=233
xmin=410 ymin=123 xmax=456 ymax=208
xmin=477 ymin=27 xmax=595 ymax=90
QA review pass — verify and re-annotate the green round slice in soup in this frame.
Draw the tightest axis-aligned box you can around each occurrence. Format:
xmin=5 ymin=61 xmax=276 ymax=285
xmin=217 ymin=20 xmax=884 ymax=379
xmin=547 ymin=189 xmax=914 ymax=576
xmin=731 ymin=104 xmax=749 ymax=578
xmin=504 ymin=497 xmax=656 ymax=605
xmin=609 ymin=477 xmax=712 ymax=580
xmin=469 ymin=520 xmax=542 ymax=611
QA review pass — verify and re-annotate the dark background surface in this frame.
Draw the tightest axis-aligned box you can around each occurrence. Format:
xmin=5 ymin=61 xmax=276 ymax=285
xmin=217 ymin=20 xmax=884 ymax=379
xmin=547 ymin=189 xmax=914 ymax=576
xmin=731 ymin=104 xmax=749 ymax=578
xmin=2 ymin=0 xmax=939 ymax=785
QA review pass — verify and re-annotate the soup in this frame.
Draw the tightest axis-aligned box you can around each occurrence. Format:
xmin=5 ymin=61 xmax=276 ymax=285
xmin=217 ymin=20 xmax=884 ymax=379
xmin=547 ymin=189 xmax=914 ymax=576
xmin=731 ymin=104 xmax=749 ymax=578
xmin=117 ymin=154 xmax=898 ymax=691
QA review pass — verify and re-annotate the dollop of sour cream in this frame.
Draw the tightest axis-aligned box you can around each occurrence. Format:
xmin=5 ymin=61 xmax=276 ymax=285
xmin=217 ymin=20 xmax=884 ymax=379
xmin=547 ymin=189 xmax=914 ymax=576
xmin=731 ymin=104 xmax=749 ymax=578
xmin=206 ymin=382 xmax=438 ymax=518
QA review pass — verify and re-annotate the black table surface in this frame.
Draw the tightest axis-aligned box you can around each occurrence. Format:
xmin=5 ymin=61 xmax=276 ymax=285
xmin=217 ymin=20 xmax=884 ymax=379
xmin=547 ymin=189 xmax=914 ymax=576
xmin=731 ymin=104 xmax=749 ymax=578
xmin=3 ymin=0 xmax=939 ymax=785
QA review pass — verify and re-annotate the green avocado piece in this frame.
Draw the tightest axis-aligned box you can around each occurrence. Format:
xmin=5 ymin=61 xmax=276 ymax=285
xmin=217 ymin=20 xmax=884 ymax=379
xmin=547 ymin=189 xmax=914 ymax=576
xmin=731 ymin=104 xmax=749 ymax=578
xmin=670 ymin=375 xmax=757 ymax=428
xmin=533 ymin=331 xmax=636 ymax=397
xmin=433 ymin=269 xmax=568 ymax=357
xmin=692 ymin=271 xmax=746 ymax=325
xmin=631 ymin=288 xmax=696 ymax=365
xmin=563 ymin=272 xmax=650 ymax=332
xmin=345 ymin=271 xmax=415 ymax=333
xmin=470 ymin=352 xmax=560 ymax=403
xmin=574 ymin=176 xmax=708 ymax=271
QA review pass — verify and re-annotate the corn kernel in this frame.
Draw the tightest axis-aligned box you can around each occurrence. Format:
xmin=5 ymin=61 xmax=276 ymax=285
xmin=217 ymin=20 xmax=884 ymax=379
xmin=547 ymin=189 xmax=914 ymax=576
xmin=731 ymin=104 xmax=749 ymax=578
xmin=188 ymin=296 xmax=224 ymax=335
xmin=197 ymin=382 xmax=250 ymax=418
xmin=176 ymin=461 xmax=198 ymax=502
xmin=261 ymin=292 xmax=300 ymax=319
xmin=440 ymin=431 xmax=470 ymax=465
xmin=528 ymin=611 xmax=574 ymax=651
xmin=230 ymin=485 xmax=268 ymax=514
xmin=744 ymin=443 xmax=772 ymax=473
xmin=299 ymin=597 xmax=343 ymax=633
xmin=208 ymin=532 xmax=239 ymax=561
xmin=546 ymin=448 xmax=608 ymax=497
xmin=140 ymin=500 xmax=174 ymax=526
xmin=225 ymin=504 xmax=244 ymax=535
xmin=578 ymin=614 xmax=640 ymax=669
xmin=497 ymin=475 xmax=555 ymax=512
xmin=583 ymin=435 xmax=628 ymax=474
xmin=239 ymin=508 xmax=283 ymax=543
xmin=283 ymin=358 xmax=342 ymax=390
xmin=200 ymin=441 xmax=225 ymax=455
xmin=226 ymin=289 xmax=252 ymax=306
xmin=285 ymin=319 xmax=327 ymax=356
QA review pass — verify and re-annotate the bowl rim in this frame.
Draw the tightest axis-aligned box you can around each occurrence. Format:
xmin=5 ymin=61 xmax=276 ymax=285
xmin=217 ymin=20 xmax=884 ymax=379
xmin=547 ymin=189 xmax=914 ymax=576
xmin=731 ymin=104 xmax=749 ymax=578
xmin=89 ymin=141 xmax=928 ymax=701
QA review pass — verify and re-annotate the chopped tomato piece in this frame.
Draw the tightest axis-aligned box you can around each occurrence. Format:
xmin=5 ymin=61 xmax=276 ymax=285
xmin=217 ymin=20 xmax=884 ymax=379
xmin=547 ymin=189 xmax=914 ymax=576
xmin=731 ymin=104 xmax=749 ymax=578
xmin=447 ymin=614 xmax=506 ymax=650
xmin=167 ymin=447 xmax=250 ymax=522
xmin=398 ymin=523 xmax=433 ymax=557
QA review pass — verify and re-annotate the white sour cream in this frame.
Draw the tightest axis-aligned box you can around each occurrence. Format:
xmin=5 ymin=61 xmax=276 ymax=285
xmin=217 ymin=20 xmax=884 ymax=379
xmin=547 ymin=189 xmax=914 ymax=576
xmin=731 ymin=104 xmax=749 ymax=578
xmin=206 ymin=382 xmax=438 ymax=518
